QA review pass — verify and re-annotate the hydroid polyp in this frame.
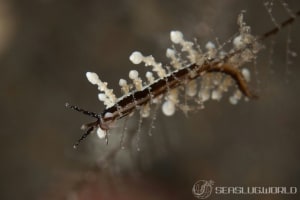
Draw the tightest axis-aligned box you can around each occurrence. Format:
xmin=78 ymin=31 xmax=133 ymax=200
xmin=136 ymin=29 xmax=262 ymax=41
xmin=66 ymin=10 xmax=299 ymax=149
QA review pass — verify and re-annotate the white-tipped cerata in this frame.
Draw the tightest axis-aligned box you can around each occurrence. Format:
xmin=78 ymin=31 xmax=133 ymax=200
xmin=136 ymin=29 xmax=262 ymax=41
xmin=86 ymin=72 xmax=116 ymax=108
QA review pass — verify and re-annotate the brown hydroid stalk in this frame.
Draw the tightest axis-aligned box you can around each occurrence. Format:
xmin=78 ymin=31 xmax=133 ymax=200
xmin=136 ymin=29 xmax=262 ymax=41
xmin=260 ymin=10 xmax=300 ymax=40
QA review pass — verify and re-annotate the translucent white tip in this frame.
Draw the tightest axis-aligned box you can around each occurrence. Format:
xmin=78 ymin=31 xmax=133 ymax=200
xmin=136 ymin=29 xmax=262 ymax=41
xmin=86 ymin=72 xmax=99 ymax=85
xmin=229 ymin=96 xmax=238 ymax=105
xmin=170 ymin=31 xmax=183 ymax=44
xmin=162 ymin=100 xmax=175 ymax=116
xmin=211 ymin=90 xmax=222 ymax=100
xmin=129 ymin=51 xmax=143 ymax=64
xmin=96 ymin=127 xmax=106 ymax=139
xmin=242 ymin=68 xmax=250 ymax=82
xmin=98 ymin=93 xmax=107 ymax=101
xmin=129 ymin=70 xmax=139 ymax=79
xmin=166 ymin=48 xmax=175 ymax=57
xmin=233 ymin=35 xmax=243 ymax=48
xmin=119 ymin=78 xmax=127 ymax=86
xmin=205 ymin=41 xmax=216 ymax=50
xmin=146 ymin=71 xmax=153 ymax=79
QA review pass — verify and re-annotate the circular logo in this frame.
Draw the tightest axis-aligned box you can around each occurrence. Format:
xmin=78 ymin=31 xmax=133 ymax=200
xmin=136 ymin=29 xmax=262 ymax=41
xmin=192 ymin=180 xmax=214 ymax=199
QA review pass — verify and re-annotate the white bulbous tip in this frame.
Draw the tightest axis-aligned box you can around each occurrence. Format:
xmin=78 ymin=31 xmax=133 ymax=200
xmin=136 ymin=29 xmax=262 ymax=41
xmin=129 ymin=70 xmax=139 ymax=79
xmin=96 ymin=127 xmax=106 ymax=139
xmin=141 ymin=112 xmax=150 ymax=118
xmin=233 ymin=35 xmax=243 ymax=48
xmin=170 ymin=30 xmax=183 ymax=44
xmin=205 ymin=41 xmax=215 ymax=50
xmin=141 ymin=109 xmax=150 ymax=118
xmin=162 ymin=100 xmax=175 ymax=116
xmin=86 ymin=72 xmax=99 ymax=85
xmin=146 ymin=71 xmax=153 ymax=78
xmin=211 ymin=90 xmax=222 ymax=100
xmin=242 ymin=68 xmax=250 ymax=82
xmin=129 ymin=51 xmax=143 ymax=64
xmin=98 ymin=93 xmax=106 ymax=101
xmin=229 ymin=96 xmax=238 ymax=105
xmin=166 ymin=48 xmax=175 ymax=57
xmin=119 ymin=78 xmax=127 ymax=86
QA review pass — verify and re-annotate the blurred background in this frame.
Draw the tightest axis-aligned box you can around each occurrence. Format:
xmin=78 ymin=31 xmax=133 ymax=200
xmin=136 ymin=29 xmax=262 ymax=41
xmin=1 ymin=0 xmax=300 ymax=199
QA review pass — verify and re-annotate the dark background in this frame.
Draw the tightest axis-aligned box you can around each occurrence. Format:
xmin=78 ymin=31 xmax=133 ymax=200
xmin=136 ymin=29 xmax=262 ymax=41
xmin=1 ymin=0 xmax=300 ymax=199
